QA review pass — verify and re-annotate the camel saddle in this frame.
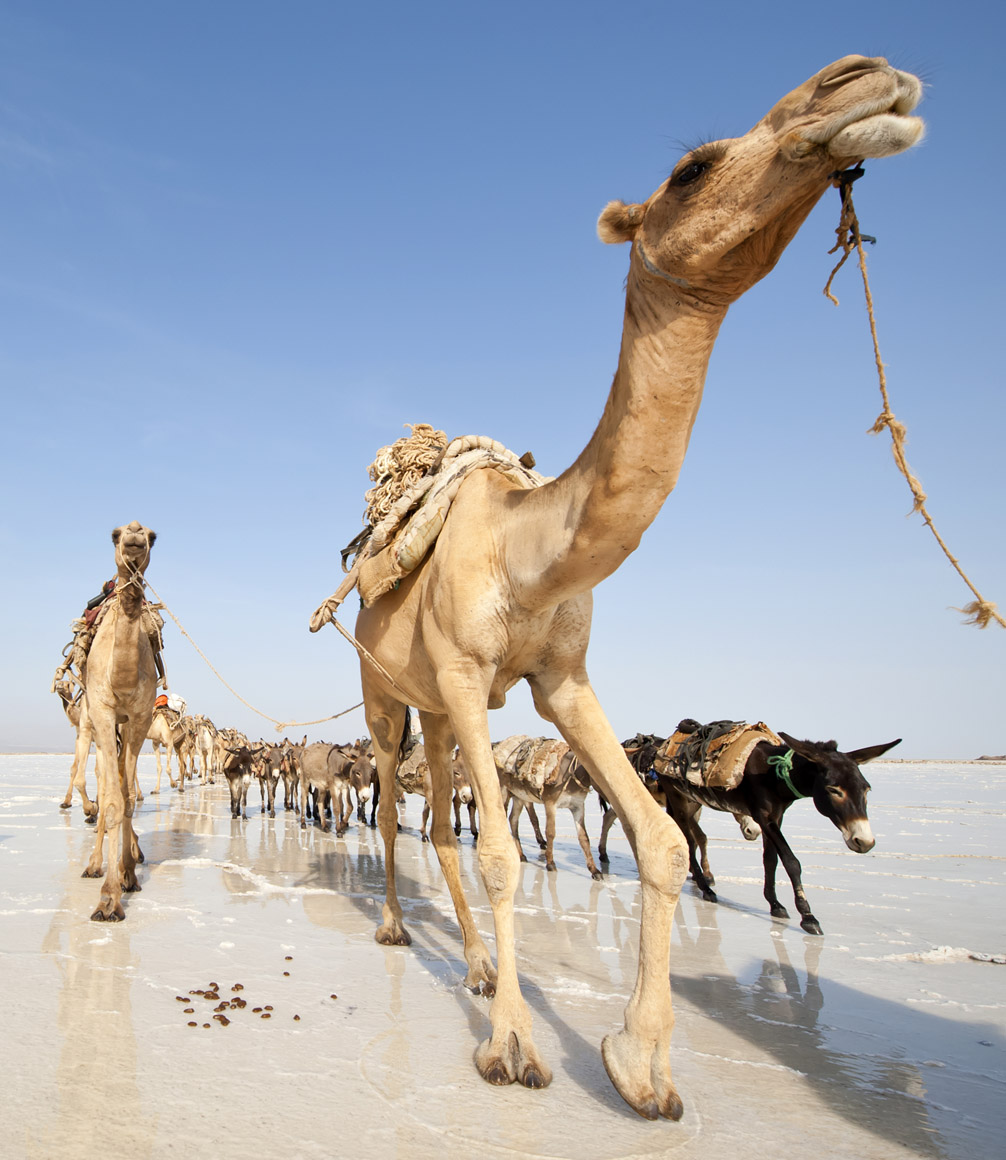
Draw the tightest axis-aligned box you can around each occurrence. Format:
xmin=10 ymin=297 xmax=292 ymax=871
xmin=653 ymin=719 xmax=783 ymax=790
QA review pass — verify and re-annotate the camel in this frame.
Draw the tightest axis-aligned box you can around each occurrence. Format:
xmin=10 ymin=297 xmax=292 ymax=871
xmin=148 ymin=706 xmax=185 ymax=792
xmin=192 ymin=715 xmax=218 ymax=784
xmin=81 ymin=521 xmax=159 ymax=921
xmin=327 ymin=58 xmax=923 ymax=1118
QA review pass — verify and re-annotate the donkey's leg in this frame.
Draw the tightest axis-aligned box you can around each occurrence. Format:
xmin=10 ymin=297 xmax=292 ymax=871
xmin=531 ymin=672 xmax=686 ymax=1121
xmin=598 ymin=805 xmax=617 ymax=863
xmin=507 ymin=797 xmax=529 ymax=862
xmin=543 ymin=798 xmax=558 ymax=871
xmin=763 ymin=821 xmax=823 ymax=935
xmin=569 ymin=798 xmax=602 ymax=880
xmin=525 ymin=802 xmax=547 ymax=850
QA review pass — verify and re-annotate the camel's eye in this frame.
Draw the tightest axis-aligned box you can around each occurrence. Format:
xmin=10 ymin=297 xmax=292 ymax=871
xmin=672 ymin=161 xmax=710 ymax=186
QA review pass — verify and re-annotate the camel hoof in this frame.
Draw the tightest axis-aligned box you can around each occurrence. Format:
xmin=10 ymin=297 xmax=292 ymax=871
xmin=81 ymin=866 xmax=102 ymax=879
xmin=59 ymin=801 xmax=72 ymax=810
xmin=90 ymin=905 xmax=125 ymax=923
xmin=601 ymin=1031 xmax=682 ymax=1121
xmin=801 ymin=917 xmax=824 ymax=936
xmin=521 ymin=1065 xmax=548 ymax=1089
xmin=123 ymin=880 xmax=142 ymax=894
xmin=85 ymin=814 xmax=98 ymax=826
xmin=545 ymin=861 xmax=556 ymax=872
xmin=376 ymin=923 xmax=412 ymax=948
xmin=150 ymin=789 xmax=159 ymax=795
xmin=483 ymin=1061 xmax=512 ymax=1086
xmin=591 ymin=870 xmax=603 ymax=881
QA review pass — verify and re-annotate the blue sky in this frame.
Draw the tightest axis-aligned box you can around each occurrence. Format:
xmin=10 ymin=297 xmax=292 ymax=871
xmin=1 ymin=1 xmax=1002 ymax=758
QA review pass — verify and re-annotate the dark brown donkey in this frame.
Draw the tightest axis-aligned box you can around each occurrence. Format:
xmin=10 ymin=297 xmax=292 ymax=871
xmin=655 ymin=731 xmax=900 ymax=935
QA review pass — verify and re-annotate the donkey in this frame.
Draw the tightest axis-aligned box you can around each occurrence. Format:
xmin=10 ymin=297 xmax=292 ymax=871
xmin=655 ymin=731 xmax=900 ymax=935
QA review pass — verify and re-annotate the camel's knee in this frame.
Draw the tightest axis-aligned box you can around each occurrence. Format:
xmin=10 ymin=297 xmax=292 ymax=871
xmin=477 ymin=840 xmax=520 ymax=905
xmin=637 ymin=813 xmax=689 ymax=894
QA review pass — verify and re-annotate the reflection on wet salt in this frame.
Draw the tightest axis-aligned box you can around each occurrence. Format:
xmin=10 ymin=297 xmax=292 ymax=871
xmin=3 ymin=756 xmax=1004 ymax=1159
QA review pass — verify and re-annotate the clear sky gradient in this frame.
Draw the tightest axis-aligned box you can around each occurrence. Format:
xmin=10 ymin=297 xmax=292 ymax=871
xmin=2 ymin=1 xmax=1002 ymax=758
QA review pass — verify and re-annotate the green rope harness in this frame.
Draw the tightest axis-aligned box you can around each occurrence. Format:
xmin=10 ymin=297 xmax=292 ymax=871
xmin=767 ymin=749 xmax=807 ymax=799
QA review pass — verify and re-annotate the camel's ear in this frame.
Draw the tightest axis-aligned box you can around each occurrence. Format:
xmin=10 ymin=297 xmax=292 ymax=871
xmin=845 ymin=739 xmax=902 ymax=765
xmin=597 ymin=200 xmax=645 ymax=244
xmin=111 ymin=527 xmax=121 ymax=545
xmin=147 ymin=530 xmax=157 ymax=547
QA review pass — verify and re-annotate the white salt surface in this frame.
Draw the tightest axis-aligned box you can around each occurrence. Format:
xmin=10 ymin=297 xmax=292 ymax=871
xmin=1 ymin=755 xmax=1003 ymax=1159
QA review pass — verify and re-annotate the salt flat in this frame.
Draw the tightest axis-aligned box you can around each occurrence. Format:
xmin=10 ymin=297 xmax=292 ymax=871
xmin=0 ymin=754 xmax=1002 ymax=1159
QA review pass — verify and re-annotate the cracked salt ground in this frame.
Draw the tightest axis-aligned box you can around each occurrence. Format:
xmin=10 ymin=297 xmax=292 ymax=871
xmin=0 ymin=756 xmax=1003 ymax=1159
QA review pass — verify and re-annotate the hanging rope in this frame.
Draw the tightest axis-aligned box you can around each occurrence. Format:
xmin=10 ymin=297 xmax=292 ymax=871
xmin=133 ymin=569 xmax=365 ymax=733
xmin=824 ymin=169 xmax=1004 ymax=630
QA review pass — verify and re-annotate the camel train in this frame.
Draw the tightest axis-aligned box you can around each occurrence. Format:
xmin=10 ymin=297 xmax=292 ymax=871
xmin=56 ymin=56 xmax=922 ymax=1121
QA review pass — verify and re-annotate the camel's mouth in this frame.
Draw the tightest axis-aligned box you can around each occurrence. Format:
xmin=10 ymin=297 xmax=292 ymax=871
xmin=803 ymin=64 xmax=925 ymax=160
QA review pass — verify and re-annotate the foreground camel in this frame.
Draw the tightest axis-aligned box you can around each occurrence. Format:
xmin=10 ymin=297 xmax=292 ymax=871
xmin=82 ymin=522 xmax=159 ymax=921
xmin=335 ymin=58 xmax=923 ymax=1118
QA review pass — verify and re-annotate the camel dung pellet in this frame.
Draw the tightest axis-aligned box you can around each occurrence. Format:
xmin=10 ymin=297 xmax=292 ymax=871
xmin=261 ymin=1013 xmax=271 ymax=1020
xmin=202 ymin=1023 xmax=211 ymax=1029
xmin=330 ymin=994 xmax=337 ymax=1000
xmin=208 ymin=982 xmax=219 ymax=989
xmin=284 ymin=956 xmax=293 ymax=961
xmin=253 ymin=1007 xmax=262 ymax=1013
xmin=293 ymin=1015 xmax=300 ymax=1021
xmin=231 ymin=984 xmax=244 ymax=992
xmin=187 ymin=1022 xmax=197 ymax=1027
xmin=264 ymin=1005 xmax=273 ymax=1011
xmin=184 ymin=1008 xmax=194 ymax=1014
xmin=175 ymin=996 xmax=189 ymax=1002
xmin=283 ymin=971 xmax=290 ymax=977
xmin=214 ymin=1014 xmax=231 ymax=1026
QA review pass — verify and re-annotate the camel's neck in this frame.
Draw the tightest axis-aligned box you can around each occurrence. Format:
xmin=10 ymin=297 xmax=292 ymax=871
xmin=518 ymin=273 xmax=726 ymax=606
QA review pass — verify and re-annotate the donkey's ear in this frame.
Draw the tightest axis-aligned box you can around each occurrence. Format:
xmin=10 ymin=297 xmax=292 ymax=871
xmin=777 ymin=731 xmax=821 ymax=761
xmin=845 ymin=739 xmax=902 ymax=764
xmin=597 ymin=200 xmax=645 ymax=244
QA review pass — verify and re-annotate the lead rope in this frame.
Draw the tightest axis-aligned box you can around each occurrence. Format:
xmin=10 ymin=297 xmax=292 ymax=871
xmin=128 ymin=566 xmax=365 ymax=733
xmin=824 ymin=169 xmax=1004 ymax=630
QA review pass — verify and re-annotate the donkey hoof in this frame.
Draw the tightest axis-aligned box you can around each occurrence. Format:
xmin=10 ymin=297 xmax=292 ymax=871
xmin=770 ymin=904 xmax=790 ymax=920
xmin=801 ymin=917 xmax=824 ymax=936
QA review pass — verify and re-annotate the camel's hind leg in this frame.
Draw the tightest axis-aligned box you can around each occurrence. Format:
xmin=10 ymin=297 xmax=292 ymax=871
xmin=63 ymin=715 xmax=98 ymax=820
xmin=531 ymin=671 xmax=686 ymax=1121
xmin=421 ymin=714 xmax=497 ymax=992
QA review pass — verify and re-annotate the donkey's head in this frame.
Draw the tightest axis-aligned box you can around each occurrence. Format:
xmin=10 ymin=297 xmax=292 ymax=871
xmin=778 ymin=732 xmax=901 ymax=852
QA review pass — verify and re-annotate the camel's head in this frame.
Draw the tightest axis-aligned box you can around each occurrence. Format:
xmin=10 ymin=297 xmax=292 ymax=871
xmin=112 ymin=520 xmax=156 ymax=576
xmin=598 ymin=56 xmax=924 ymax=305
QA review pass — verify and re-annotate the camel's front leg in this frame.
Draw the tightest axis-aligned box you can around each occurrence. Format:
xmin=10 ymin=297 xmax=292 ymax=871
xmin=89 ymin=718 xmax=126 ymax=921
xmin=420 ymin=713 xmax=496 ymax=994
xmin=364 ymin=684 xmax=412 ymax=947
xmin=531 ymin=671 xmax=687 ymax=1120
xmin=447 ymin=694 xmax=551 ymax=1090
xmin=118 ymin=723 xmax=145 ymax=891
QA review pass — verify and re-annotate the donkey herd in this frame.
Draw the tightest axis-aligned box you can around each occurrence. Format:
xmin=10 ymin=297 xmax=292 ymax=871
xmin=65 ymin=698 xmax=899 ymax=938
